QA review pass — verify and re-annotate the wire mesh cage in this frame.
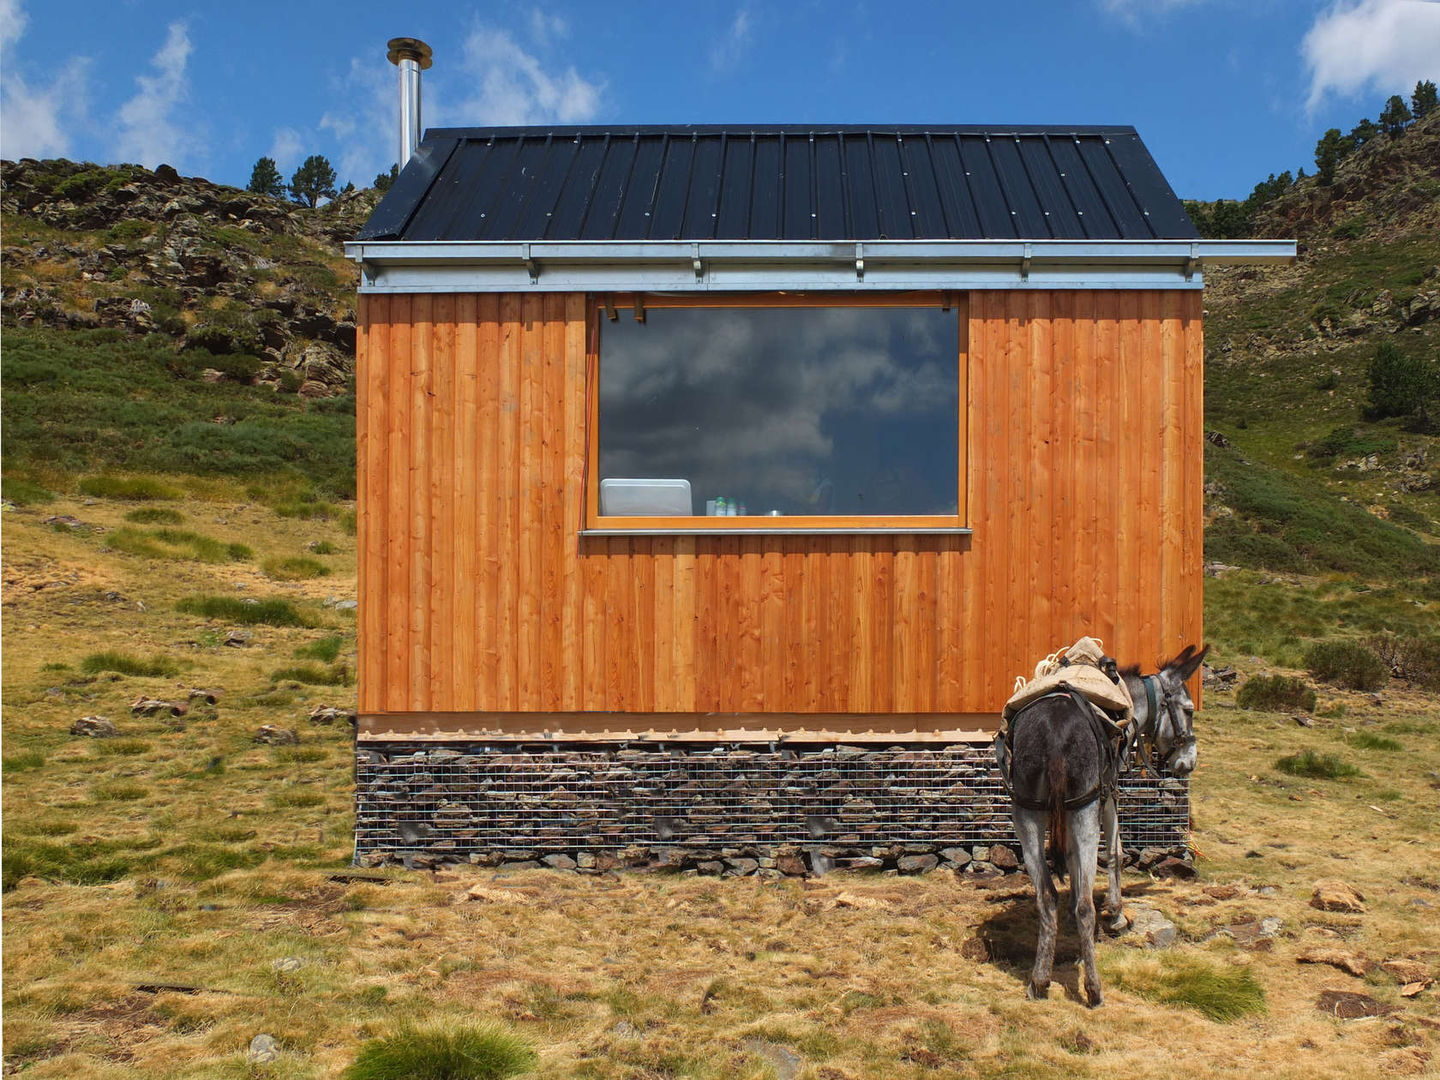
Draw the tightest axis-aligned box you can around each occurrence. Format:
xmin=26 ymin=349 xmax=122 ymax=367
xmin=355 ymin=742 xmax=1189 ymax=864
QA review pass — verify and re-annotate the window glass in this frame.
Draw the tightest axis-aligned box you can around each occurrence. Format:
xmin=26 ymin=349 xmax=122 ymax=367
xmin=598 ymin=306 xmax=959 ymax=518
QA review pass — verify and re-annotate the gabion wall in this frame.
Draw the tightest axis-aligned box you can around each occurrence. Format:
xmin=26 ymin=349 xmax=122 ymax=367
xmin=354 ymin=742 xmax=1189 ymax=872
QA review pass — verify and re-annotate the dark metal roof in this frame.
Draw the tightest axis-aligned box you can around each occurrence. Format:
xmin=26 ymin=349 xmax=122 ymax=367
xmin=357 ymin=125 xmax=1198 ymax=243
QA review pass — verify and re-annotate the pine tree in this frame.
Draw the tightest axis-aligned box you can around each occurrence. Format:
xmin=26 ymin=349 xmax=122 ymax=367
xmin=288 ymin=155 xmax=338 ymax=207
xmin=374 ymin=163 xmax=400 ymax=192
xmin=1366 ymin=341 xmax=1439 ymax=428
xmin=1413 ymin=79 xmax=1438 ymax=120
xmin=1314 ymin=129 xmax=1345 ymax=185
xmin=1349 ymin=117 xmax=1379 ymax=149
xmin=1379 ymin=94 xmax=1413 ymax=137
xmin=247 ymin=156 xmax=285 ymax=198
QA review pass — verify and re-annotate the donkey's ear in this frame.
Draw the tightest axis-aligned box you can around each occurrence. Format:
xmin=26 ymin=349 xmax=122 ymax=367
xmin=1171 ymin=643 xmax=1210 ymax=681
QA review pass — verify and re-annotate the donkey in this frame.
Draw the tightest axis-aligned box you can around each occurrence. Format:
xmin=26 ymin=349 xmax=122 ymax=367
xmin=1000 ymin=645 xmax=1208 ymax=1007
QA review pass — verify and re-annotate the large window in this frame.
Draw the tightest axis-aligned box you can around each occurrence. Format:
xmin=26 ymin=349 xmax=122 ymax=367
xmin=587 ymin=296 xmax=966 ymax=531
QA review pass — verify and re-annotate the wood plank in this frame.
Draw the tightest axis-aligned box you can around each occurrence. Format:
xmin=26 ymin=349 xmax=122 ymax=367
xmin=1051 ymin=291 xmax=1076 ymax=641
xmin=496 ymin=294 xmax=521 ymax=708
xmin=517 ymin=295 xmax=545 ymax=707
xmin=693 ymin=539 xmax=720 ymax=711
xmin=606 ymin=537 xmax=630 ymax=709
xmin=1004 ymin=290 xmax=1029 ymax=690
xmin=914 ymin=539 xmax=937 ymax=711
xmin=540 ymin=293 xmax=566 ymax=709
xmin=1115 ymin=290 xmax=1141 ymax=665
xmin=651 ymin=538 xmax=675 ymax=711
xmin=892 ymin=537 xmax=917 ymax=713
xmin=673 ymin=535 xmax=697 ymax=710
xmin=476 ymin=294 xmax=502 ymax=709
xmin=384 ymin=297 xmax=412 ymax=712
xmin=1071 ymin=292 xmax=1096 ymax=639
xmin=429 ymin=293 xmax=455 ymax=711
xmin=1182 ymin=292 xmax=1206 ymax=703
xmin=358 ymin=295 xmax=383 ymax=712
xmin=1093 ymin=293 xmax=1120 ymax=652
xmin=848 ymin=537 xmax=874 ymax=712
xmin=979 ymin=290 xmax=1007 ymax=709
xmin=760 ymin=540 xmax=785 ymax=710
xmin=409 ymin=294 xmax=433 ymax=713
xmin=1028 ymin=291 xmax=1053 ymax=665
xmin=870 ymin=544 xmax=894 ymax=713
xmin=1138 ymin=291 xmax=1163 ymax=663
xmin=782 ymin=536 xmax=805 ymax=707
xmin=561 ymin=295 xmax=587 ymax=710
xmin=1160 ymin=290 xmax=1186 ymax=660
xmin=453 ymin=294 xmax=479 ymax=711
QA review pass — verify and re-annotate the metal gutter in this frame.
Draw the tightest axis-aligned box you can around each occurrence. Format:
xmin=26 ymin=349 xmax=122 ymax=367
xmin=346 ymin=238 xmax=1296 ymax=293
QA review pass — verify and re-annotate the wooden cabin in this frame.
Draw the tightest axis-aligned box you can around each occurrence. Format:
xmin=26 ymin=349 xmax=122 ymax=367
xmin=345 ymin=125 xmax=1293 ymax=869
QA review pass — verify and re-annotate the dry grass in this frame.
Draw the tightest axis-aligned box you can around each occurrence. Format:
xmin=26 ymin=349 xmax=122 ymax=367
xmin=4 ymin=488 xmax=1439 ymax=1078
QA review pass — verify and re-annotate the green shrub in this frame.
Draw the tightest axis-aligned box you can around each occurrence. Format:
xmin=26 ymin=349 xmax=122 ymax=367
xmin=107 ymin=527 xmax=251 ymax=563
xmin=309 ymin=540 xmax=338 ymax=555
xmin=1236 ymin=675 xmax=1317 ymax=712
xmin=1275 ymin=748 xmax=1361 ymax=779
xmin=269 ymin=664 xmax=349 ymax=686
xmin=1345 ymin=730 xmax=1402 ymax=751
xmin=1303 ymin=425 xmax=1395 ymax=463
xmin=1305 ymin=640 xmax=1389 ymax=691
xmin=295 ymin=634 xmax=344 ymax=662
xmin=175 ymin=595 xmax=314 ymax=627
xmin=263 ymin=556 xmax=330 ymax=580
xmin=79 ymin=651 xmax=178 ymax=677
xmin=1365 ymin=632 xmax=1440 ymax=689
xmin=1103 ymin=955 xmax=1265 ymax=1022
xmin=77 ymin=475 xmax=180 ymax=500
xmin=123 ymin=507 xmax=185 ymax=525
xmin=1 ymin=477 xmax=54 ymax=505
xmin=344 ymin=1022 xmax=535 ymax=1080
xmin=1365 ymin=341 xmax=1438 ymax=426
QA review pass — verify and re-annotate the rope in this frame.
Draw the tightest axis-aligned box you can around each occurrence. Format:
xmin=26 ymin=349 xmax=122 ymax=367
xmin=1012 ymin=638 xmax=1107 ymax=694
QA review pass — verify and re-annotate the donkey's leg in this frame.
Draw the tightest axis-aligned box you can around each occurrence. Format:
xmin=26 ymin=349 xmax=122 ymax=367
xmin=1100 ymin=796 xmax=1128 ymax=933
xmin=1014 ymin=806 xmax=1058 ymax=1000
xmin=1068 ymin=805 xmax=1105 ymax=1007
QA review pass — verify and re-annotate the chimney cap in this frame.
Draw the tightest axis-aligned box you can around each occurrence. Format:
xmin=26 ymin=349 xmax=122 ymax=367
xmin=387 ymin=37 xmax=433 ymax=69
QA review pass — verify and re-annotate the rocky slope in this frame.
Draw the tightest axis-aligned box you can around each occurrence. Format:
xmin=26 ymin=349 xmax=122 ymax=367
xmin=1 ymin=158 xmax=370 ymax=397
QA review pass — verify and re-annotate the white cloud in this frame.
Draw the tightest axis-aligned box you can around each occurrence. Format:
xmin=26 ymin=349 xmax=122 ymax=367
xmin=112 ymin=21 xmax=194 ymax=168
xmin=446 ymin=25 xmax=603 ymax=126
xmin=268 ymin=126 xmax=305 ymax=171
xmin=316 ymin=13 xmax=604 ymax=190
xmin=0 ymin=0 xmax=88 ymax=160
xmin=710 ymin=7 xmax=753 ymax=72
xmin=1303 ymin=0 xmax=1440 ymax=111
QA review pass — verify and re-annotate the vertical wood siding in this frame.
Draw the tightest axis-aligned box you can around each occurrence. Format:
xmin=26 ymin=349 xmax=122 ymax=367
xmin=356 ymin=290 xmax=1204 ymax=718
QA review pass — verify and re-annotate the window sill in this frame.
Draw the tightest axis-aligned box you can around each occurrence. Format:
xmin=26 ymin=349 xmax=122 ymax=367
xmin=581 ymin=525 xmax=973 ymax=536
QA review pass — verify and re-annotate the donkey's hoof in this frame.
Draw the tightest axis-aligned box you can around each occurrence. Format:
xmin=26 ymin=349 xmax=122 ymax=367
xmin=1106 ymin=911 xmax=1131 ymax=935
xmin=1026 ymin=979 xmax=1050 ymax=1001
xmin=1085 ymin=987 xmax=1105 ymax=1009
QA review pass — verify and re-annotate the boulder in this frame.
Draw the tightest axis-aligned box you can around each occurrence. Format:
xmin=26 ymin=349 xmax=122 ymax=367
xmin=1311 ymin=879 xmax=1366 ymax=913
xmin=254 ymin=726 xmax=299 ymax=746
xmin=71 ymin=715 xmax=117 ymax=737
xmin=988 ymin=845 xmax=1020 ymax=871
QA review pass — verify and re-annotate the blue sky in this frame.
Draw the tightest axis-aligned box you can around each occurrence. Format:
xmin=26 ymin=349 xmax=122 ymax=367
xmin=2 ymin=0 xmax=1438 ymax=200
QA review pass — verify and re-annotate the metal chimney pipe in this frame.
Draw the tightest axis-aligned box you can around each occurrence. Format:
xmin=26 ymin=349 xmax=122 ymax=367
xmin=386 ymin=37 xmax=433 ymax=169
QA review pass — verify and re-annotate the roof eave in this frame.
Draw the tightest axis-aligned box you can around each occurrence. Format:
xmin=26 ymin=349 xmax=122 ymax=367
xmin=345 ymin=238 xmax=1295 ymax=294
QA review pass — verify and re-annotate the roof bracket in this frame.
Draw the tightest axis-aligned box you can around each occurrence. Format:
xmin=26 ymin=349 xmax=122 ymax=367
xmin=604 ymin=297 xmax=618 ymax=322
xmin=1021 ymin=243 xmax=1032 ymax=282
xmin=360 ymin=260 xmax=380 ymax=287
xmin=855 ymin=242 xmax=865 ymax=281
xmin=692 ymin=243 xmax=704 ymax=282
xmin=1185 ymin=243 xmax=1199 ymax=282
xmin=633 ymin=296 xmax=646 ymax=323
xmin=522 ymin=242 xmax=539 ymax=284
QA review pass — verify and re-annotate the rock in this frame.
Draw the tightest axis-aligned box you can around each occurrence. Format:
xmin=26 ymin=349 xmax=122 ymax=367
xmin=1150 ymin=856 xmax=1196 ymax=880
xmin=71 ymin=715 xmax=117 ymax=737
xmin=334 ymin=599 xmax=358 ymax=611
xmin=774 ymin=855 xmax=807 ymax=876
xmin=1382 ymin=959 xmax=1431 ymax=984
xmin=1315 ymin=990 xmax=1394 ymax=1019
xmin=1136 ymin=847 xmax=1167 ymax=871
xmin=1401 ymin=982 xmax=1431 ymax=998
xmin=898 ymin=854 xmax=939 ymax=874
xmin=611 ymin=1020 xmax=639 ymax=1039
xmin=726 ymin=857 xmax=759 ymax=876
xmin=187 ymin=688 xmax=222 ymax=705
xmin=939 ymin=847 xmax=971 ymax=868
xmin=741 ymin=1039 xmax=803 ymax=1080
xmin=696 ymin=860 xmax=725 ymax=875
xmin=223 ymin=629 xmax=251 ymax=647
xmin=541 ymin=854 xmax=576 ymax=870
xmin=1260 ymin=917 xmax=1283 ymax=937
xmin=1202 ymin=884 xmax=1245 ymax=901
xmin=131 ymin=697 xmax=187 ymax=718
xmin=988 ymin=845 xmax=1019 ymax=871
xmin=254 ymin=725 xmax=299 ymax=746
xmin=308 ymin=705 xmax=357 ymax=726
xmin=1311 ymin=879 xmax=1366 ymax=913
xmin=1297 ymin=947 xmax=1371 ymax=977
xmin=1128 ymin=906 xmax=1177 ymax=948
xmin=247 ymin=1034 xmax=279 ymax=1064
xmin=271 ymin=956 xmax=303 ymax=973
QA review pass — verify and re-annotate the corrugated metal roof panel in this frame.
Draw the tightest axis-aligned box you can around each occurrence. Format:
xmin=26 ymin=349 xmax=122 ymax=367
xmin=356 ymin=125 xmax=1198 ymax=243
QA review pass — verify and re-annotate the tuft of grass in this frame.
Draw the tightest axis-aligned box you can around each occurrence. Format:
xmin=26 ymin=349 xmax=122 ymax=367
xmin=77 ymin=475 xmax=180 ymax=500
xmin=1345 ymin=730 xmax=1402 ymax=752
xmin=79 ymin=651 xmax=178 ymax=678
xmin=97 ymin=739 xmax=153 ymax=756
xmin=294 ymin=633 xmax=344 ymax=663
xmin=270 ymin=663 xmax=350 ymax=686
xmin=1275 ymin=748 xmax=1361 ymax=780
xmin=1 ymin=477 xmax=54 ymax=505
xmin=175 ymin=595 xmax=315 ymax=627
xmin=344 ymin=1022 xmax=536 ymax=1080
xmin=92 ymin=781 xmax=149 ymax=802
xmin=2 ymin=751 xmax=47 ymax=772
xmin=1306 ymin=640 xmax=1389 ymax=691
xmin=108 ymin=526 xmax=251 ymax=563
xmin=1236 ymin=674 xmax=1317 ymax=712
xmin=309 ymin=539 xmax=339 ymax=555
xmin=263 ymin=555 xmax=330 ymax=580
xmin=1104 ymin=954 xmax=1266 ymax=1022
xmin=123 ymin=507 xmax=185 ymax=525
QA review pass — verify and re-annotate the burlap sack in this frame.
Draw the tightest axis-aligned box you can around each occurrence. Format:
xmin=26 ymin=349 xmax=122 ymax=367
xmin=1002 ymin=637 xmax=1133 ymax=725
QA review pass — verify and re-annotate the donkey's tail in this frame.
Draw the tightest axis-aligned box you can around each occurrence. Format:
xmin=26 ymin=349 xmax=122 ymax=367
xmin=1046 ymin=755 xmax=1069 ymax=883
